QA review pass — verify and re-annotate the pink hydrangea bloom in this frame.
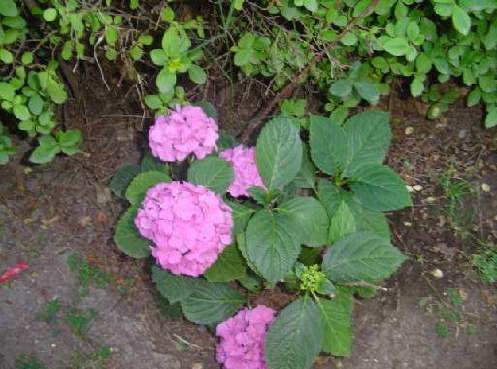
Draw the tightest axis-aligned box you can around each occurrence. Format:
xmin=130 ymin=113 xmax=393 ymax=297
xmin=149 ymin=105 xmax=218 ymax=162
xmin=216 ymin=305 xmax=276 ymax=369
xmin=220 ymin=145 xmax=265 ymax=197
xmin=134 ymin=181 xmax=233 ymax=276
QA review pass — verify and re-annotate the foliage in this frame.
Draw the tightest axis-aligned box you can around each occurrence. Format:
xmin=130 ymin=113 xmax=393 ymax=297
xmin=223 ymin=0 xmax=497 ymax=128
xmin=472 ymin=243 xmax=497 ymax=284
xmin=67 ymin=253 xmax=111 ymax=296
xmin=113 ymin=106 xmax=410 ymax=369
xmin=15 ymin=355 xmax=48 ymax=369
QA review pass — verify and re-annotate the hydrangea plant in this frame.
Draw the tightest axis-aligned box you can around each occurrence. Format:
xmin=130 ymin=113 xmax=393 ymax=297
xmin=112 ymin=104 xmax=412 ymax=369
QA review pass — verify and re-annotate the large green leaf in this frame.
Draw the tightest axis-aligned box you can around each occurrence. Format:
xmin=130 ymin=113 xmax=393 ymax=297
xmin=278 ymin=197 xmax=329 ymax=247
xmin=226 ymin=201 xmax=256 ymax=234
xmin=452 ymin=5 xmax=471 ymax=35
xmin=125 ymin=170 xmax=171 ymax=205
xmin=265 ymin=298 xmax=323 ymax=369
xmin=245 ymin=209 xmax=301 ymax=284
xmin=322 ymin=232 xmax=407 ymax=283
xmin=382 ymin=37 xmax=410 ymax=56
xmin=343 ymin=111 xmax=391 ymax=176
xmin=141 ymin=152 xmax=168 ymax=173
xmin=180 ymin=282 xmax=245 ymax=324
xmin=316 ymin=289 xmax=353 ymax=356
xmin=256 ymin=116 xmax=303 ymax=190
xmin=0 ymin=0 xmax=18 ymax=17
xmin=187 ymin=156 xmax=234 ymax=194
xmin=293 ymin=144 xmax=316 ymax=189
xmin=318 ymin=180 xmax=390 ymax=239
xmin=161 ymin=26 xmax=191 ymax=57
xmin=110 ymin=164 xmax=140 ymax=198
xmin=114 ymin=206 xmax=150 ymax=258
xmin=151 ymin=266 xmax=199 ymax=303
xmin=204 ymin=245 xmax=247 ymax=282
xmin=309 ymin=115 xmax=346 ymax=175
xmin=328 ymin=201 xmax=356 ymax=244
xmin=350 ymin=164 xmax=412 ymax=211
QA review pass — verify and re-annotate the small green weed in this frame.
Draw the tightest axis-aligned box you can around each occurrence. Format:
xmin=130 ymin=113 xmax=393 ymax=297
xmin=67 ymin=253 xmax=111 ymax=296
xmin=439 ymin=169 xmax=475 ymax=234
xmin=15 ymin=355 xmax=48 ymax=369
xmin=36 ymin=298 xmax=60 ymax=324
xmin=70 ymin=345 xmax=112 ymax=369
xmin=420 ymin=287 xmax=476 ymax=338
xmin=472 ymin=243 xmax=497 ymax=284
xmin=65 ymin=308 xmax=97 ymax=338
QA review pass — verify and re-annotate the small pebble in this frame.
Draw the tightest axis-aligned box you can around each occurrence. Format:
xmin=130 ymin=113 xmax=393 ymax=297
xmin=406 ymin=185 xmax=414 ymax=193
xmin=426 ymin=196 xmax=436 ymax=203
xmin=23 ymin=167 xmax=32 ymax=174
xmin=481 ymin=183 xmax=491 ymax=192
xmin=405 ymin=127 xmax=414 ymax=135
xmin=413 ymin=184 xmax=423 ymax=191
xmin=192 ymin=363 xmax=204 ymax=369
xmin=431 ymin=269 xmax=444 ymax=279
xmin=403 ymin=221 xmax=412 ymax=227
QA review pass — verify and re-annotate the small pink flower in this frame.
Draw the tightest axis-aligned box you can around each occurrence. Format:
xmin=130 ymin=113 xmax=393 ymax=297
xmin=135 ymin=181 xmax=233 ymax=276
xmin=216 ymin=305 xmax=276 ymax=369
xmin=149 ymin=106 xmax=219 ymax=162
xmin=220 ymin=145 xmax=266 ymax=197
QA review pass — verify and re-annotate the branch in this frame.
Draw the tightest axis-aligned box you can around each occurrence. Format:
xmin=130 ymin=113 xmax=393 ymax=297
xmin=239 ymin=0 xmax=380 ymax=143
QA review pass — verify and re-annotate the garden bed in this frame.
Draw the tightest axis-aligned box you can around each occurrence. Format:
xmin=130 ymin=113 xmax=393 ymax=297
xmin=1 ymin=65 xmax=496 ymax=369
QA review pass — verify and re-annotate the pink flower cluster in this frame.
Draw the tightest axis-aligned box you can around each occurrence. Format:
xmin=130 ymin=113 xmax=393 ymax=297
xmin=134 ymin=181 xmax=233 ymax=276
xmin=216 ymin=305 xmax=276 ymax=369
xmin=149 ymin=106 xmax=218 ymax=162
xmin=220 ymin=145 xmax=265 ymax=197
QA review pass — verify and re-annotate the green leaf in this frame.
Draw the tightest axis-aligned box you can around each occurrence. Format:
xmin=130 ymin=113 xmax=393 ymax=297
xmin=353 ymin=81 xmax=379 ymax=104
xmin=451 ymin=5 xmax=471 ymax=35
xmin=0 ymin=82 xmax=15 ymax=101
xmin=293 ymin=145 xmax=316 ymax=189
xmin=343 ymin=111 xmax=391 ymax=177
xmin=13 ymin=104 xmax=30 ymax=120
xmin=28 ymin=94 xmax=44 ymax=115
xmin=316 ymin=289 xmax=353 ymax=356
xmin=141 ymin=152 xmax=168 ymax=172
xmin=318 ymin=180 xmax=390 ymax=239
xmin=467 ymin=89 xmax=481 ymax=107
xmin=46 ymin=78 xmax=67 ymax=104
xmin=43 ymin=8 xmax=58 ymax=22
xmin=181 ymin=282 xmax=245 ymax=324
xmin=188 ymin=64 xmax=207 ymax=84
xmin=322 ymin=232 xmax=406 ymax=283
xmin=187 ymin=156 xmax=234 ymax=194
xmin=161 ymin=26 xmax=191 ymax=57
xmin=278 ymin=197 xmax=329 ymax=247
xmin=113 ymin=206 xmax=150 ymax=258
xmin=125 ymin=170 xmax=171 ymax=205
xmin=144 ymin=95 xmax=163 ymax=110
xmin=265 ymin=298 xmax=322 ymax=369
xmin=29 ymin=135 xmax=59 ymax=164
xmin=485 ymin=108 xmax=497 ymax=128
xmin=150 ymin=49 xmax=167 ymax=66
xmin=57 ymin=129 xmax=81 ymax=147
xmin=204 ymin=245 xmax=246 ymax=282
xmin=383 ymin=37 xmax=410 ymax=56
xmin=328 ymin=201 xmax=357 ymax=244
xmin=0 ymin=0 xmax=17 ymax=17
xmin=156 ymin=68 xmax=177 ymax=93
xmin=350 ymin=164 xmax=412 ymax=211
xmin=110 ymin=164 xmax=140 ymax=198
xmin=226 ymin=200 xmax=255 ymax=234
xmin=256 ymin=115 xmax=303 ymax=190
xmin=245 ymin=209 xmax=301 ymax=284
xmin=309 ymin=115 xmax=346 ymax=175
xmin=410 ymin=77 xmax=424 ymax=97
xmin=329 ymin=80 xmax=352 ymax=98
xmin=151 ymin=266 xmax=198 ymax=303
xmin=0 ymin=49 xmax=13 ymax=64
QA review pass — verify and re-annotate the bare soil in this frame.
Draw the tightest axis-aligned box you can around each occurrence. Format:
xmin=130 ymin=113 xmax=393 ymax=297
xmin=1 ymin=68 xmax=496 ymax=369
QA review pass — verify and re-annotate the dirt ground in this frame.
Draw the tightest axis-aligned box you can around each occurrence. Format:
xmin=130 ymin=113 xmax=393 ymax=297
xmin=1 ymin=67 xmax=497 ymax=369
